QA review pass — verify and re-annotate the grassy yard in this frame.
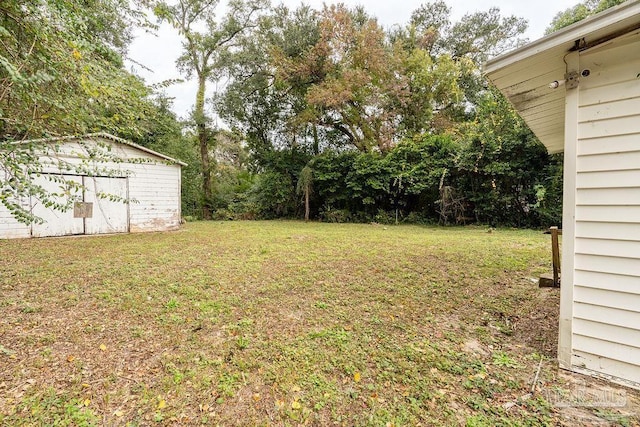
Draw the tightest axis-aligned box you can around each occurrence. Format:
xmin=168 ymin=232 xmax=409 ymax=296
xmin=0 ymin=221 xmax=637 ymax=426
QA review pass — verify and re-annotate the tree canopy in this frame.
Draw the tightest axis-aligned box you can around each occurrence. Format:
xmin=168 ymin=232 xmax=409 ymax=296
xmin=546 ymin=0 xmax=626 ymax=33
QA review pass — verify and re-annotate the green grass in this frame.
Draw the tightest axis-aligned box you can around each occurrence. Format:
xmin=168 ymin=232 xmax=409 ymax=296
xmin=0 ymin=221 xmax=632 ymax=425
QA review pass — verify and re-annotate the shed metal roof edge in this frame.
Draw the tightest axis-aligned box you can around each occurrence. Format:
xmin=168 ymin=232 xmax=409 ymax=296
xmin=485 ymin=0 xmax=640 ymax=74
xmin=15 ymin=132 xmax=188 ymax=167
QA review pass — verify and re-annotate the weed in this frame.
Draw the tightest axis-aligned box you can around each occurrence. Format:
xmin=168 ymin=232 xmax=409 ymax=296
xmin=20 ymin=304 xmax=40 ymax=314
xmin=492 ymin=351 xmax=520 ymax=368
xmin=10 ymin=388 xmax=99 ymax=426
xmin=164 ymin=298 xmax=179 ymax=310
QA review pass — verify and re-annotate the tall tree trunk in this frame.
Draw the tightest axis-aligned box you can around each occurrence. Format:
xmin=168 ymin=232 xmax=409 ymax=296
xmin=304 ymin=190 xmax=310 ymax=222
xmin=312 ymin=125 xmax=319 ymax=155
xmin=195 ymin=74 xmax=213 ymax=220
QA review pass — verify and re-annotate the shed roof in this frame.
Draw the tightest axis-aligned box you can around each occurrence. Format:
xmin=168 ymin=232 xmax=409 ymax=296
xmin=19 ymin=132 xmax=187 ymax=166
xmin=485 ymin=0 xmax=640 ymax=154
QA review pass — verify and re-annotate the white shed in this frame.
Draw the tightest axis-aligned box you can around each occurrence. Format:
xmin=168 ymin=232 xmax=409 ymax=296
xmin=485 ymin=1 xmax=640 ymax=389
xmin=1 ymin=133 xmax=185 ymax=239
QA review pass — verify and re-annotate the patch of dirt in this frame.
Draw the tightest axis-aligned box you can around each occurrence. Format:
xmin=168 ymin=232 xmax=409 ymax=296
xmin=513 ymin=287 xmax=560 ymax=358
xmin=462 ymin=339 xmax=489 ymax=356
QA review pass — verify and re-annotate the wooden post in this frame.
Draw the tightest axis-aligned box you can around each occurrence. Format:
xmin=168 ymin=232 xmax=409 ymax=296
xmin=550 ymin=226 xmax=561 ymax=287
xmin=539 ymin=226 xmax=562 ymax=288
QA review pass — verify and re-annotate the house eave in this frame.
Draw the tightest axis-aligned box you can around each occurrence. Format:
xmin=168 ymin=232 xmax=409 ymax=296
xmin=485 ymin=0 xmax=640 ymax=73
xmin=484 ymin=0 xmax=640 ymax=154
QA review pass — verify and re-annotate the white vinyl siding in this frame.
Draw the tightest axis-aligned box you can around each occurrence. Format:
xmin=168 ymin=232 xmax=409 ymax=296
xmin=570 ymin=34 xmax=640 ymax=385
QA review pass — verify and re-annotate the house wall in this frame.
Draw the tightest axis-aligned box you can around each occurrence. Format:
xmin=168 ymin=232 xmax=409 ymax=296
xmin=568 ymin=32 xmax=640 ymax=386
xmin=0 ymin=136 xmax=182 ymax=238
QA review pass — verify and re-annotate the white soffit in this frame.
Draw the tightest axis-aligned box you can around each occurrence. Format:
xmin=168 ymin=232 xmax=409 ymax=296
xmin=484 ymin=0 xmax=640 ymax=154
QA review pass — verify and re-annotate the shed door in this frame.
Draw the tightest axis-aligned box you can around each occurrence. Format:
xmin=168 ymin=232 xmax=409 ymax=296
xmin=570 ymin=32 xmax=640 ymax=385
xmin=30 ymin=174 xmax=129 ymax=237
xmin=84 ymin=176 xmax=129 ymax=234
xmin=31 ymin=175 xmax=84 ymax=237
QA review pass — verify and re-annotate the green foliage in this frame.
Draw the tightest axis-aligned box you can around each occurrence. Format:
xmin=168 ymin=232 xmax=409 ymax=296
xmin=535 ymin=154 xmax=563 ymax=226
xmin=245 ymin=124 xmax=559 ymax=226
xmin=297 ymin=165 xmax=313 ymax=220
xmin=251 ymin=171 xmax=296 ymax=218
xmin=0 ymin=0 xmax=155 ymax=141
xmin=546 ymin=0 xmax=627 ymax=34
xmin=12 ymin=388 xmax=99 ymax=426
xmin=212 ymin=1 xmax=563 ymax=227
xmin=296 ymin=166 xmax=313 ymax=197
xmin=455 ymin=88 xmax=552 ymax=227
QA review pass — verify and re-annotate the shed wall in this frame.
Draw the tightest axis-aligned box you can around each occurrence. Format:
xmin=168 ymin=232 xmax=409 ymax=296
xmin=570 ymin=34 xmax=640 ymax=385
xmin=0 ymin=199 xmax=31 ymax=239
xmin=0 ymin=136 xmax=181 ymax=238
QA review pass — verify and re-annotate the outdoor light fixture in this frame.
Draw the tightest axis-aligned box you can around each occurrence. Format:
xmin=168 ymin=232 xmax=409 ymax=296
xmin=548 ymin=79 xmax=566 ymax=89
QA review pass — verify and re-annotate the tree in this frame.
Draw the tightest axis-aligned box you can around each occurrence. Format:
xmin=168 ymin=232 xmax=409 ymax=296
xmin=212 ymin=2 xmax=554 ymax=225
xmin=296 ymin=165 xmax=313 ymax=221
xmin=272 ymin=4 xmax=409 ymax=153
xmin=154 ymin=0 xmax=267 ymax=219
xmin=216 ymin=5 xmax=321 ymax=159
xmin=398 ymin=2 xmax=528 ymax=125
xmin=546 ymin=0 xmax=626 ymax=34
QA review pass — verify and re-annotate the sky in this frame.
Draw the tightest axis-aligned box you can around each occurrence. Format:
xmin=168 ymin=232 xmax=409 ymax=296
xmin=127 ymin=0 xmax=580 ymax=119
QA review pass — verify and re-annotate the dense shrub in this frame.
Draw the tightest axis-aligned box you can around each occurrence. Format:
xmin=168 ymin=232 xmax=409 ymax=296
xmin=233 ymin=133 xmax=561 ymax=227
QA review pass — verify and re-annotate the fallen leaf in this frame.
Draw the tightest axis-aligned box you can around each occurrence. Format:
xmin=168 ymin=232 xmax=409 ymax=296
xmin=354 ymin=372 xmax=361 ymax=383
xmin=67 ymin=355 xmax=75 ymax=363
xmin=252 ymin=393 xmax=261 ymax=402
xmin=83 ymin=399 xmax=91 ymax=407
xmin=291 ymin=400 xmax=301 ymax=410
xmin=114 ymin=409 xmax=124 ymax=417
xmin=157 ymin=399 xmax=166 ymax=409
xmin=99 ymin=344 xmax=107 ymax=351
